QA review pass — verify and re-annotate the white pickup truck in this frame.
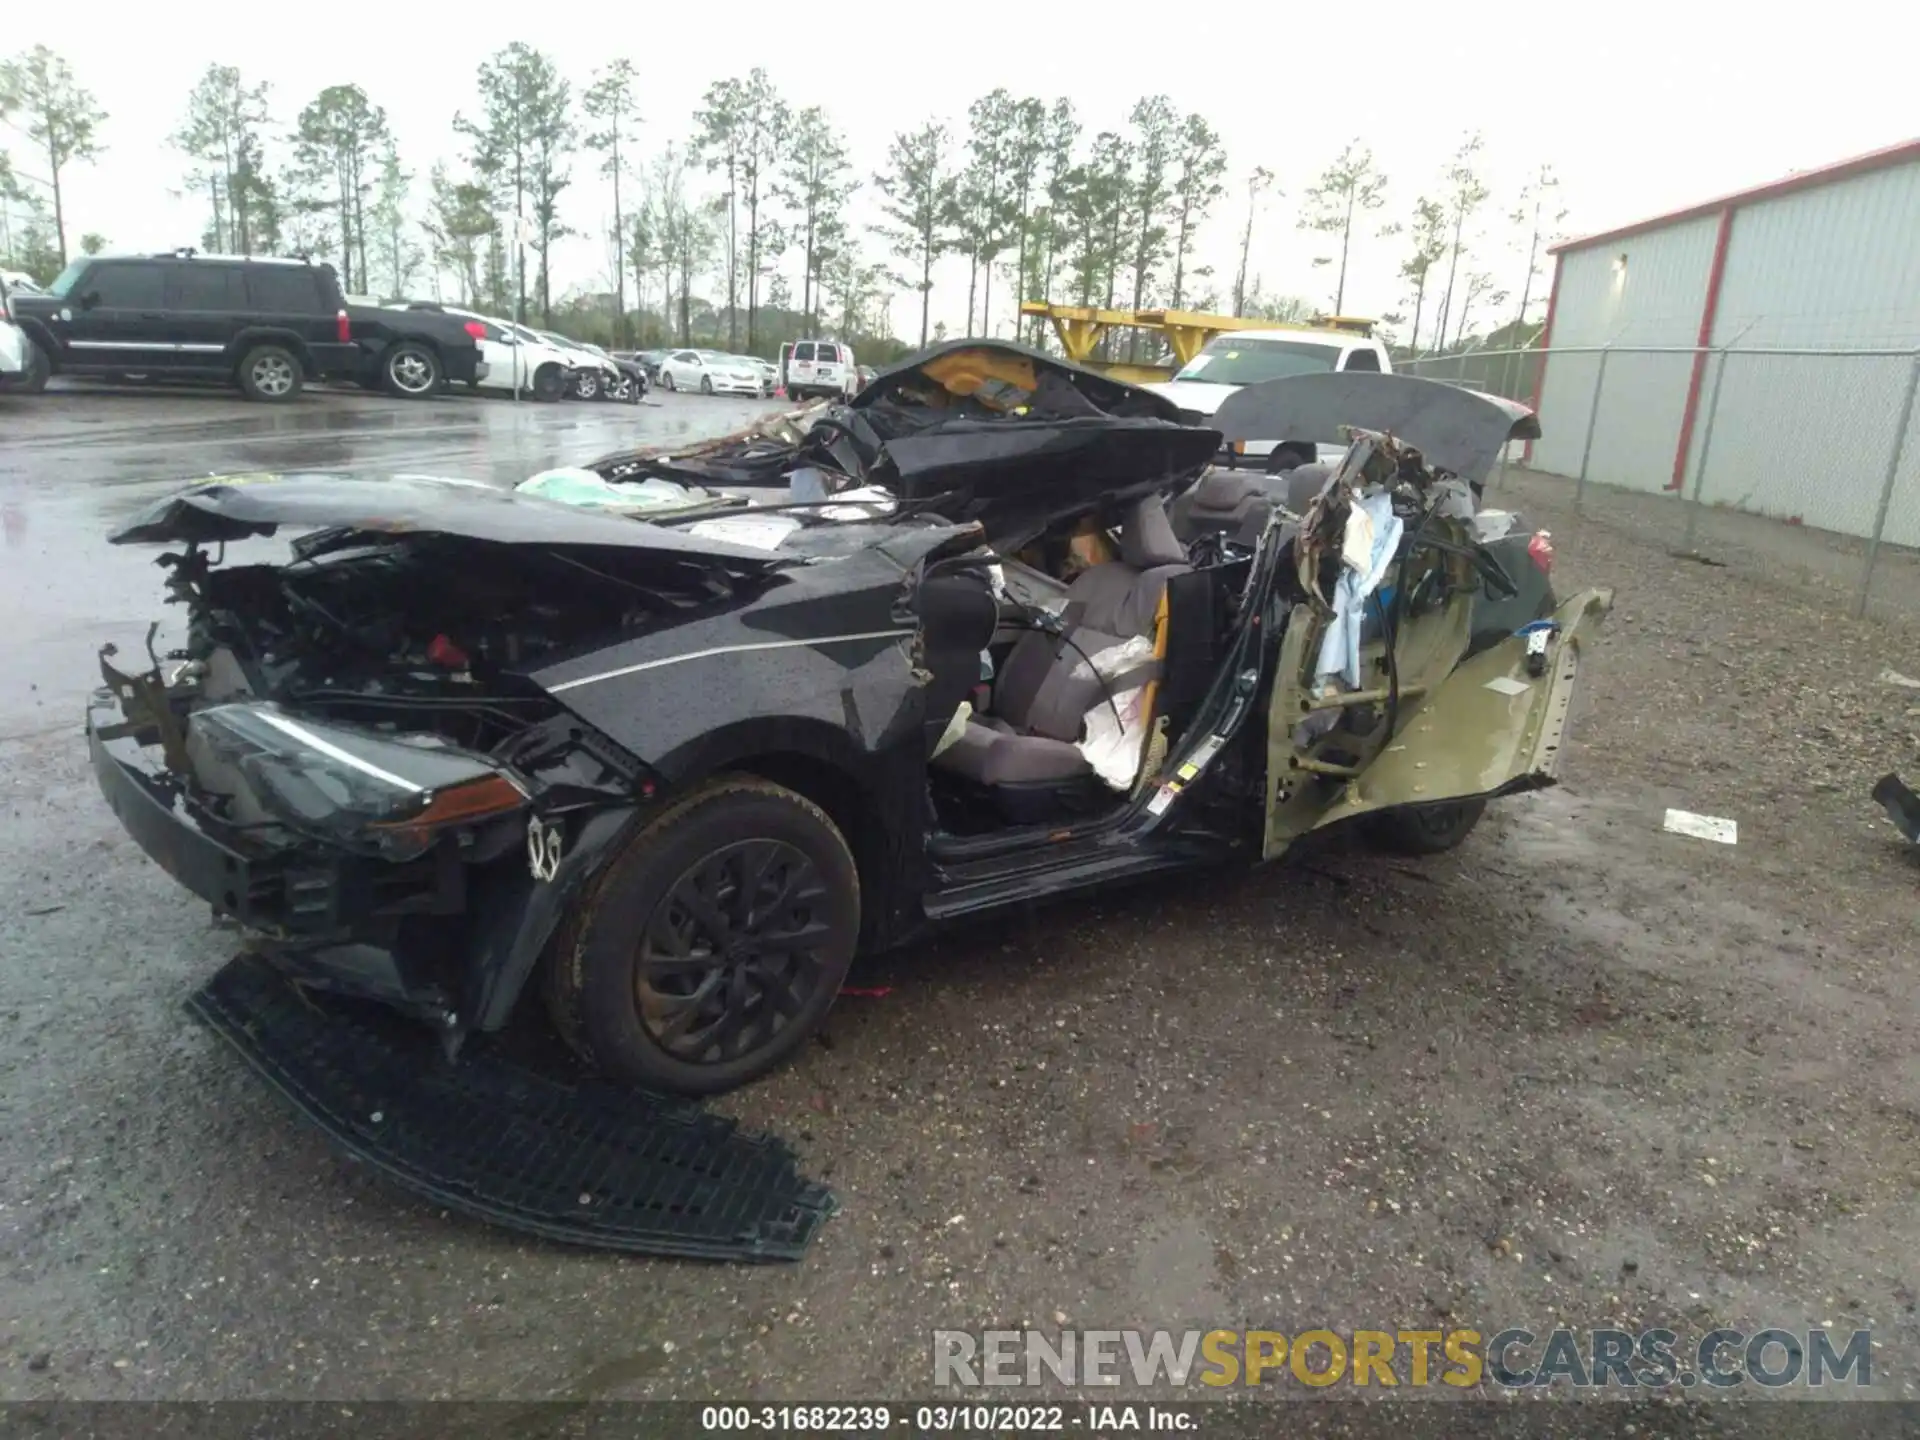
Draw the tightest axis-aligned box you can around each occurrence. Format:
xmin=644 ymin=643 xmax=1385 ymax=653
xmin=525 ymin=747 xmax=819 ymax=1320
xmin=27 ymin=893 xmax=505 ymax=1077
xmin=1144 ymin=327 xmax=1393 ymax=471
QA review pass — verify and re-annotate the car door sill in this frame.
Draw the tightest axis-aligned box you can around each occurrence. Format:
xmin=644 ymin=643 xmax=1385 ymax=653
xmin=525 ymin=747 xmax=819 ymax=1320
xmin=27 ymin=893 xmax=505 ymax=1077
xmin=926 ymin=807 xmax=1135 ymax=864
xmin=922 ymin=843 xmax=1200 ymax=923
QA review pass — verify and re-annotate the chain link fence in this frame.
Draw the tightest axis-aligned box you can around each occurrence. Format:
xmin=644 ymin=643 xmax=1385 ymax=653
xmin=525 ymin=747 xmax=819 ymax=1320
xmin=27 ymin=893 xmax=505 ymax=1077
xmin=1401 ymin=345 xmax=1920 ymax=622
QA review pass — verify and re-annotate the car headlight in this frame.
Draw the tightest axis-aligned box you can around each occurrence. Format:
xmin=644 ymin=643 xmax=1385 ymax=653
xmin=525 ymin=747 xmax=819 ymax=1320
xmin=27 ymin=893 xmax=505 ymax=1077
xmin=187 ymin=704 xmax=528 ymax=861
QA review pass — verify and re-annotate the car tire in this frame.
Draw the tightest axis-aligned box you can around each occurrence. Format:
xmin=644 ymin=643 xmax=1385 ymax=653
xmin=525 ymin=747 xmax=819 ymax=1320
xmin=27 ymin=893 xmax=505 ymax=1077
xmin=530 ymin=362 xmax=566 ymax=403
xmin=1265 ymin=443 xmax=1315 ymax=474
xmin=661 ymin=371 xmax=676 ymax=392
xmin=574 ymin=368 xmax=600 ymax=401
xmin=699 ymin=375 xmax=713 ymax=395
xmin=382 ymin=342 xmax=441 ymax=398
xmin=545 ymin=777 xmax=860 ymax=1095
xmin=1364 ymin=798 xmax=1488 ymax=856
xmin=13 ymin=339 xmax=53 ymax=393
xmin=236 ymin=344 xmax=302 ymax=402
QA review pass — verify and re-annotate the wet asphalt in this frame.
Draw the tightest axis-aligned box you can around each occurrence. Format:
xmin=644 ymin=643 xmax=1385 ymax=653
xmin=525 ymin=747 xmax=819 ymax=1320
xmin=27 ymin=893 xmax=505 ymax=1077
xmin=2 ymin=380 xmax=1918 ymax=1424
xmin=0 ymin=382 xmax=775 ymax=739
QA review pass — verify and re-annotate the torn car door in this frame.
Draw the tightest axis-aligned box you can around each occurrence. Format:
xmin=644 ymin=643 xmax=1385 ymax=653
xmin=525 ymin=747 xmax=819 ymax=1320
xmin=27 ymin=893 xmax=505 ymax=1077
xmin=1263 ymin=587 xmax=1611 ymax=856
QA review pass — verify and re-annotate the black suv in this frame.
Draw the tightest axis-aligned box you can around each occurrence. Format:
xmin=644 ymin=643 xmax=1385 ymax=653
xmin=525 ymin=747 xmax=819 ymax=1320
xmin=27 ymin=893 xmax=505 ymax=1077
xmin=9 ymin=251 xmax=482 ymax=402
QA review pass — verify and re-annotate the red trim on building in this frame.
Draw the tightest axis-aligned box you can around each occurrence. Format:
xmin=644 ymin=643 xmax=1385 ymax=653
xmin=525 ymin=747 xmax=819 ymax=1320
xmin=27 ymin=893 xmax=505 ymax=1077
xmin=1524 ymin=258 xmax=1564 ymax=465
xmin=1666 ymin=206 xmax=1737 ymax=492
xmin=1550 ymin=136 xmax=1920 ymax=256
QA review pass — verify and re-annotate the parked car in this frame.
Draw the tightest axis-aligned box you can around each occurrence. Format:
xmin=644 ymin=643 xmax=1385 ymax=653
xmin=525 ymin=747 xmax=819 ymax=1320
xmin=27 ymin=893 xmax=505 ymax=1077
xmin=7 ymin=252 xmax=483 ymax=401
xmin=87 ymin=343 xmax=1606 ymax=1107
xmin=780 ymin=338 xmax=857 ymax=400
xmin=735 ymin=354 xmax=779 ymax=397
xmin=405 ymin=305 xmax=579 ymax=402
xmin=0 ymin=276 xmax=31 ymax=388
xmin=854 ymin=365 xmax=877 ymax=392
xmin=615 ymin=349 xmax=668 ymax=384
xmin=532 ymin=330 xmax=624 ymax=401
xmin=657 ymin=348 xmax=765 ymax=396
xmin=1144 ymin=328 xmax=1393 ymax=471
xmin=578 ymin=342 xmax=649 ymax=401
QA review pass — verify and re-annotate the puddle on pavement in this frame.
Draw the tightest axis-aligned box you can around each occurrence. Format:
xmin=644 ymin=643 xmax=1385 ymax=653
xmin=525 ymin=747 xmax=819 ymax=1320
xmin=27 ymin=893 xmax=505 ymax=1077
xmin=1128 ymin=1213 xmax=1229 ymax=1327
xmin=572 ymin=1345 xmax=671 ymax=1397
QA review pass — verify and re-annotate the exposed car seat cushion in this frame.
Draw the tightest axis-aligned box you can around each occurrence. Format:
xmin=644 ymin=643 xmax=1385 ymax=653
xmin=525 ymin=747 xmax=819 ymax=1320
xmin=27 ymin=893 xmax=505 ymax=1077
xmin=937 ymin=716 xmax=1091 ymax=785
xmin=933 ymin=495 xmax=1192 ymax=809
xmin=1170 ymin=464 xmax=1328 ymax=546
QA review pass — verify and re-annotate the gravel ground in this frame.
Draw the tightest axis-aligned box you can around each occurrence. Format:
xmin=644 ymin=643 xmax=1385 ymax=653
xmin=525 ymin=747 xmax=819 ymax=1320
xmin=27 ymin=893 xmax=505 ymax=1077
xmin=1 ymin=405 xmax=1917 ymax=1424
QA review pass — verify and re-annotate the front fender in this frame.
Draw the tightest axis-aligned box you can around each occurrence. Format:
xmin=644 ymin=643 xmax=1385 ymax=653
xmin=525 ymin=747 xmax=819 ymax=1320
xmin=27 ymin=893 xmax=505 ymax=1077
xmin=14 ymin=317 xmax=60 ymax=369
xmin=466 ymin=804 xmax=639 ymax=1031
xmin=1309 ymin=586 xmax=1612 ymax=831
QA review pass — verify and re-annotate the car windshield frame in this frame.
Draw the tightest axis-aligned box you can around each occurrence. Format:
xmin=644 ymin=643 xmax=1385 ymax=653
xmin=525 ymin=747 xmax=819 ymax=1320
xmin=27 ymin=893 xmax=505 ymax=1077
xmin=45 ymin=259 xmax=92 ymax=299
xmin=1170 ymin=337 xmax=1345 ymax=386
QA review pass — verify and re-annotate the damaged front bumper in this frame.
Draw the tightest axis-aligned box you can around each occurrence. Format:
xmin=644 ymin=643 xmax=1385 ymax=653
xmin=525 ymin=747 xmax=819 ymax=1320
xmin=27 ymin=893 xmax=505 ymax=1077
xmin=87 ymin=657 xmax=637 ymax=1042
xmin=183 ymin=952 xmax=835 ymax=1259
xmin=87 ymin=661 xmax=845 ymax=1261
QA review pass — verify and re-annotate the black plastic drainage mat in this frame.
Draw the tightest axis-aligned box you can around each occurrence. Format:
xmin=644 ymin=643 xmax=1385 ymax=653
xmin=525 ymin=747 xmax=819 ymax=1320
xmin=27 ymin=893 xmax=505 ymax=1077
xmin=185 ymin=955 xmax=836 ymax=1261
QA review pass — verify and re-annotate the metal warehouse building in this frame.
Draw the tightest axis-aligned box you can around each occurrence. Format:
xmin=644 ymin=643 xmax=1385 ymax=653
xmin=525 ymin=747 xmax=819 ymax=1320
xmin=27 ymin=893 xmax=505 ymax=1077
xmin=1529 ymin=138 xmax=1920 ymax=545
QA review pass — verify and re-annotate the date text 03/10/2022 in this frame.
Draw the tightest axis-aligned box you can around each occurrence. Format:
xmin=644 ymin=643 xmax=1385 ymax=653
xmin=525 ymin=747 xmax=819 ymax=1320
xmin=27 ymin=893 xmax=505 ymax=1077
xmin=699 ymin=1405 xmax=1189 ymax=1432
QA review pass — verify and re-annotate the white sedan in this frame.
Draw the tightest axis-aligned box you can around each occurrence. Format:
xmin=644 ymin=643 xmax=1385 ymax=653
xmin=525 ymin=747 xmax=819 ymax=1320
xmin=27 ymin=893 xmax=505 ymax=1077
xmin=405 ymin=304 xmax=587 ymax=402
xmin=658 ymin=349 xmax=766 ymax=397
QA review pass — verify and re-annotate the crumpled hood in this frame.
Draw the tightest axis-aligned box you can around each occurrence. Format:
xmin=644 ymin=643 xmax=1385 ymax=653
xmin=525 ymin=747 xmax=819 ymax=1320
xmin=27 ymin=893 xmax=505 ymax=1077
xmin=107 ymin=473 xmax=784 ymax=566
xmin=1210 ymin=372 xmax=1542 ymax=483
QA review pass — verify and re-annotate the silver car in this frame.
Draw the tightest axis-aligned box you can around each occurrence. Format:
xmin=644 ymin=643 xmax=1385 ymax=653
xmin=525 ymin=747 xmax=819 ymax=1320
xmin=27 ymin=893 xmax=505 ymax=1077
xmin=658 ymin=349 xmax=764 ymax=397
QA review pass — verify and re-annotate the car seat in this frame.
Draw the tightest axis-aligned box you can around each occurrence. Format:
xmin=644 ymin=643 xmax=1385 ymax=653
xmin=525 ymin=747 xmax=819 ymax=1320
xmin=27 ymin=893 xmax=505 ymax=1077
xmin=1169 ymin=463 xmax=1328 ymax=546
xmin=932 ymin=494 xmax=1192 ymax=820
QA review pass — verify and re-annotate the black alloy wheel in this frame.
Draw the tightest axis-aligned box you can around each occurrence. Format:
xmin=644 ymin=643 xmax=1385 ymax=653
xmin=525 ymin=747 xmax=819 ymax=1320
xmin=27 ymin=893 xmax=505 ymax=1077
xmin=635 ymin=839 xmax=832 ymax=1065
xmin=545 ymin=778 xmax=859 ymax=1094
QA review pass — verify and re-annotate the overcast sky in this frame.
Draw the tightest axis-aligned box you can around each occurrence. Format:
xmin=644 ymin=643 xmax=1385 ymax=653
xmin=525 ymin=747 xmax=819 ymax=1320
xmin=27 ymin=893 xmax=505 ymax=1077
xmin=7 ymin=3 xmax=1914 ymax=343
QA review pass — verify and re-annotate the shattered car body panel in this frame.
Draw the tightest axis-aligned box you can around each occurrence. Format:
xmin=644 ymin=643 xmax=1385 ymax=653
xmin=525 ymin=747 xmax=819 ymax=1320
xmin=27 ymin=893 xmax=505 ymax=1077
xmin=109 ymin=472 xmax=780 ymax=565
xmin=1210 ymin=371 xmax=1542 ymax=484
xmin=1250 ymin=424 xmax=1612 ymax=857
xmin=1267 ymin=587 xmax=1609 ymax=852
xmin=86 ymin=342 xmax=1612 ymax=1252
xmin=583 ymin=340 xmax=1216 ymax=546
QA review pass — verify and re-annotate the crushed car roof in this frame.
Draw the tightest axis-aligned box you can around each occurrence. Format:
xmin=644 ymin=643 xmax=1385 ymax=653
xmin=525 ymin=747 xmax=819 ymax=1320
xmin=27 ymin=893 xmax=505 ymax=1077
xmin=589 ymin=340 xmax=1220 ymax=540
xmin=107 ymin=473 xmax=785 ymax=566
xmin=850 ymin=337 xmax=1186 ymax=421
xmin=1209 ymin=372 xmax=1542 ymax=482
xmin=846 ymin=343 xmax=1217 ymax=504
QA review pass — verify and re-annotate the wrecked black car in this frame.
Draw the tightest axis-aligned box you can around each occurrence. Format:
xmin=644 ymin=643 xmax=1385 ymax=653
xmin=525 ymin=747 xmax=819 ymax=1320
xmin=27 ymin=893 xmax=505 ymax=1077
xmin=89 ymin=342 xmax=1611 ymax=1102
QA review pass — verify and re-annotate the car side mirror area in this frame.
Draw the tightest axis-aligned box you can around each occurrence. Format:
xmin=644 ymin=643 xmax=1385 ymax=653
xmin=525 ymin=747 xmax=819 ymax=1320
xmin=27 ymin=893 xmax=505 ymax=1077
xmin=78 ymin=291 xmax=101 ymax=311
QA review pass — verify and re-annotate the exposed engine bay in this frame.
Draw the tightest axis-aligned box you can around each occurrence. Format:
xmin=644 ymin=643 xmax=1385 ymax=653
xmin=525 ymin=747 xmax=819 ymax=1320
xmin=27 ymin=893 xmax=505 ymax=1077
xmin=160 ymin=528 xmax=755 ymax=752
